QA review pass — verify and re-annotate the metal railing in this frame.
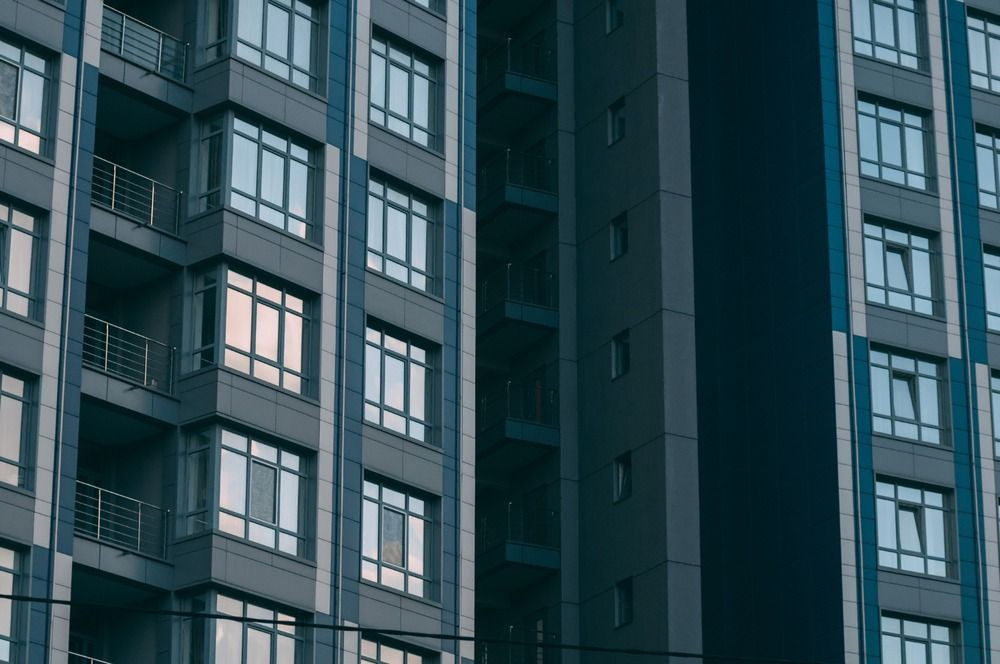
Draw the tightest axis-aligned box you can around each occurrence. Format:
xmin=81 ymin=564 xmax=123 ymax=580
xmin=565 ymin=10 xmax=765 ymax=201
xmin=480 ymin=37 xmax=556 ymax=87
xmin=92 ymin=156 xmax=182 ymax=234
xmin=479 ymin=381 xmax=559 ymax=430
xmin=101 ymin=5 xmax=187 ymax=81
xmin=69 ymin=653 xmax=115 ymax=664
xmin=479 ymin=149 xmax=557 ymax=196
xmin=476 ymin=636 xmax=554 ymax=664
xmin=479 ymin=263 xmax=557 ymax=314
xmin=479 ymin=500 xmax=560 ymax=552
xmin=75 ymin=481 xmax=168 ymax=558
xmin=82 ymin=314 xmax=175 ymax=393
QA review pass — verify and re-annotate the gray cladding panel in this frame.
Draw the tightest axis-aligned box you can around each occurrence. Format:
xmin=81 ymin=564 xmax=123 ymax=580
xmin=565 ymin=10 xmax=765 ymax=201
xmin=853 ymin=57 xmax=933 ymax=110
xmin=0 ymin=315 xmax=44 ymax=374
xmin=370 ymin=0 xmax=448 ymax=60
xmin=364 ymin=272 xmax=446 ymax=345
xmin=367 ymin=126 xmax=448 ymax=200
xmin=0 ymin=0 xmax=65 ymax=53
xmin=0 ymin=485 xmax=37 ymax=544
xmin=0 ymin=147 xmax=56 ymax=211
xmin=859 ymin=180 xmax=941 ymax=232
xmin=362 ymin=424 xmax=444 ymax=496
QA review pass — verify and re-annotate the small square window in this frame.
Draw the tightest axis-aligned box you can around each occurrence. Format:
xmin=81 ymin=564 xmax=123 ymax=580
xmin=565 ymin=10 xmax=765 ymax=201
xmin=612 ymin=330 xmax=630 ymax=379
xmin=614 ymin=577 xmax=633 ymax=627
xmin=610 ymin=212 xmax=628 ymax=260
xmin=606 ymin=0 xmax=624 ymax=33
xmin=608 ymin=97 xmax=626 ymax=145
xmin=613 ymin=452 xmax=632 ymax=502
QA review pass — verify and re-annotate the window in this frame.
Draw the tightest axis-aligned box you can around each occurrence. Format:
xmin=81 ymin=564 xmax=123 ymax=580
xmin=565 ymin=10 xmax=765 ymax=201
xmin=857 ymin=98 xmax=928 ymax=190
xmin=613 ymin=452 xmax=632 ymax=502
xmin=361 ymin=639 xmax=428 ymax=664
xmin=0 ymin=37 xmax=48 ymax=155
xmin=985 ymin=250 xmax=1000 ymax=331
xmin=367 ymin=176 xmax=434 ymax=292
xmin=991 ymin=374 xmax=1000 ymax=457
xmin=190 ymin=593 xmax=301 ymax=664
xmin=0 ymin=367 xmax=30 ymax=489
xmin=876 ymin=479 xmax=948 ymax=577
xmin=191 ymin=267 xmax=309 ymax=395
xmin=976 ymin=128 xmax=1000 ymax=209
xmin=0 ymin=545 xmax=18 ymax=663
xmin=612 ymin=330 xmax=630 ymax=379
xmin=606 ymin=0 xmax=624 ymax=33
xmin=362 ymin=477 xmax=433 ymax=598
xmin=610 ymin=212 xmax=628 ymax=260
xmin=852 ymin=0 xmax=920 ymax=68
xmin=613 ymin=577 xmax=633 ymax=627
xmin=0 ymin=201 xmax=41 ymax=319
xmin=364 ymin=323 xmax=431 ymax=442
xmin=608 ymin=97 xmax=626 ymax=145
xmin=184 ymin=427 xmax=306 ymax=555
xmin=881 ymin=615 xmax=952 ymax=664
xmin=200 ymin=115 xmax=314 ymax=238
xmin=869 ymin=348 xmax=943 ymax=444
xmin=369 ymin=35 xmax=437 ymax=148
xmin=968 ymin=13 xmax=1000 ymax=93
xmin=862 ymin=221 xmax=933 ymax=315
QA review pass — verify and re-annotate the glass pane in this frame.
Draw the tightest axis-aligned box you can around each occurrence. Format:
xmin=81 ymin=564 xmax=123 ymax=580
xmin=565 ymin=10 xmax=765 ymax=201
xmin=892 ymin=375 xmax=915 ymax=419
xmin=409 ymin=364 xmax=425 ymax=420
xmin=277 ymin=634 xmax=296 ymax=663
xmin=880 ymin=121 xmax=902 ymax=167
xmin=220 ymin=449 xmax=248 ymax=513
xmin=898 ymin=506 xmax=922 ymax=552
xmin=0 ymin=60 xmax=15 ymax=122
xmin=216 ymin=618 xmax=244 ymax=664
xmin=255 ymin=302 xmax=280 ymax=361
xmin=413 ymin=76 xmax=430 ymax=129
xmin=859 ymin=114 xmax=878 ymax=162
xmin=260 ymin=150 xmax=286 ymax=207
xmin=250 ymin=461 xmax=277 ymax=522
xmin=388 ymin=64 xmax=409 ymax=117
xmin=365 ymin=345 xmax=381 ymax=403
xmin=408 ymin=514 xmax=424 ymax=575
xmin=865 ymin=237 xmax=884 ymax=287
xmin=232 ymin=134 xmax=259 ymax=195
xmin=886 ymin=248 xmax=909 ymax=292
xmin=871 ymin=366 xmax=892 ymax=417
xmin=283 ymin=312 xmax=303 ymax=373
xmin=877 ymin=497 xmax=896 ymax=549
xmin=384 ymin=356 xmax=405 ymax=411
xmin=411 ymin=216 xmax=427 ymax=271
xmin=279 ymin=469 xmax=299 ymax=531
xmin=363 ymin=498 xmax=379 ymax=559
xmin=247 ymin=628 xmax=272 ymax=664
xmin=387 ymin=206 xmax=407 ymax=260
xmin=371 ymin=53 xmax=386 ymax=107
xmin=382 ymin=507 xmax=404 ymax=566
xmin=238 ymin=0 xmax=265 ymax=46
xmin=266 ymin=4 xmax=290 ymax=58
xmin=980 ymin=144 xmax=998 ymax=195
xmin=882 ymin=635 xmax=901 ymax=664
xmin=293 ymin=14 xmax=313 ymax=70
xmin=288 ymin=160 xmax=308 ymax=220
xmin=918 ymin=376 xmax=938 ymax=427
xmin=7 ymin=229 xmax=32 ymax=294
xmin=898 ymin=10 xmax=917 ymax=55
xmin=925 ymin=508 xmax=945 ymax=558
xmin=905 ymin=640 xmax=927 ymax=664
xmin=368 ymin=195 xmax=384 ymax=251
xmin=905 ymin=126 xmax=925 ymax=175
xmin=912 ymin=250 xmax=931 ymax=298
xmin=930 ymin=643 xmax=949 ymax=664
xmin=852 ymin=0 xmax=871 ymax=41
xmin=19 ymin=69 xmax=43 ymax=132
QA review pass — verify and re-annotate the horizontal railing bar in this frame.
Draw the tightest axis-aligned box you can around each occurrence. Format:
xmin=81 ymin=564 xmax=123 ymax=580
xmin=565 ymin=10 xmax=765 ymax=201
xmin=84 ymin=314 xmax=172 ymax=351
xmin=103 ymin=5 xmax=181 ymax=41
xmin=77 ymin=481 xmax=165 ymax=512
xmin=92 ymin=156 xmax=181 ymax=197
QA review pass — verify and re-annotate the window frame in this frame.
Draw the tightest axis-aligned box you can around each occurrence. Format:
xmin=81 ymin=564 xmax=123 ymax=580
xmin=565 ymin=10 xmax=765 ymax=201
xmin=360 ymin=639 xmax=432 ymax=664
xmin=869 ymin=347 xmax=945 ymax=445
xmin=189 ymin=265 xmax=312 ymax=396
xmin=880 ymin=614 xmax=953 ymax=664
xmin=862 ymin=220 xmax=935 ymax=316
xmin=188 ymin=592 xmax=304 ymax=664
xmin=851 ymin=0 xmax=922 ymax=69
xmin=876 ymin=479 xmax=949 ymax=577
xmin=611 ymin=330 xmax=630 ymax=379
xmin=0 ymin=366 xmax=32 ymax=490
xmin=985 ymin=249 xmax=1000 ymax=331
xmin=199 ymin=112 xmax=317 ymax=241
xmin=0 ymin=200 xmax=43 ymax=320
xmin=991 ymin=373 xmax=1000 ymax=458
xmin=857 ymin=97 xmax=929 ymax=190
xmin=366 ymin=174 xmax=436 ymax=293
xmin=364 ymin=322 xmax=433 ymax=443
xmin=612 ymin=451 xmax=632 ymax=503
xmin=369 ymin=34 xmax=439 ymax=150
xmin=609 ymin=212 xmax=628 ymax=261
xmin=976 ymin=127 xmax=1000 ymax=209
xmin=606 ymin=0 xmax=624 ymax=34
xmin=0 ymin=36 xmax=50 ymax=156
xmin=361 ymin=476 xmax=435 ymax=599
xmin=968 ymin=12 xmax=1000 ymax=94
xmin=182 ymin=425 xmax=310 ymax=558
xmin=613 ymin=577 xmax=633 ymax=628
xmin=607 ymin=97 xmax=626 ymax=146
xmin=0 ymin=544 xmax=19 ymax=664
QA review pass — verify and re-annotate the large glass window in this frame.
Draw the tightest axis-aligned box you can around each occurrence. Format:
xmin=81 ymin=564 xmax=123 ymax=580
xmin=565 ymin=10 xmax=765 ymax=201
xmin=361 ymin=640 xmax=428 ymax=664
xmin=976 ymin=128 xmax=1000 ymax=209
xmin=857 ymin=98 xmax=928 ymax=190
xmin=870 ymin=348 xmax=943 ymax=444
xmin=362 ymin=477 xmax=433 ymax=598
xmin=191 ymin=267 xmax=309 ymax=395
xmin=0 ymin=367 xmax=30 ymax=489
xmin=366 ymin=176 xmax=434 ymax=292
xmin=0 ymin=38 xmax=48 ymax=155
xmin=862 ymin=221 xmax=933 ymax=315
xmin=364 ymin=323 xmax=431 ymax=442
xmin=191 ymin=593 xmax=301 ymax=664
xmin=184 ymin=427 xmax=306 ymax=556
xmin=852 ymin=0 xmax=920 ymax=69
xmin=876 ymin=479 xmax=948 ymax=577
xmin=199 ymin=114 xmax=314 ymax=239
xmin=0 ymin=546 xmax=17 ymax=664
xmin=0 ymin=201 xmax=41 ymax=319
xmin=881 ymin=615 xmax=952 ymax=664
xmin=369 ymin=35 xmax=437 ymax=148
xmin=985 ymin=250 xmax=1000 ymax=331
xmin=969 ymin=13 xmax=1000 ymax=93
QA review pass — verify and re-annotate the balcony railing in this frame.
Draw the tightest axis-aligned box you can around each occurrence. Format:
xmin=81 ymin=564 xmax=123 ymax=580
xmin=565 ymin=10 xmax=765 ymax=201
xmin=75 ymin=481 xmax=168 ymax=559
xmin=477 ymin=638 xmax=554 ymax=664
xmin=479 ymin=381 xmax=559 ymax=430
xmin=479 ymin=500 xmax=560 ymax=552
xmin=479 ymin=263 xmax=557 ymax=314
xmin=69 ymin=653 xmax=115 ymax=664
xmin=92 ymin=156 xmax=182 ymax=234
xmin=479 ymin=149 xmax=557 ymax=196
xmin=480 ymin=37 xmax=556 ymax=87
xmin=82 ymin=314 xmax=175 ymax=394
xmin=101 ymin=6 xmax=187 ymax=81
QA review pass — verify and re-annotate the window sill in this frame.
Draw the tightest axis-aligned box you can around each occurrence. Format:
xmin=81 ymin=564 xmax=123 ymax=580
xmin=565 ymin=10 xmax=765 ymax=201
xmin=0 ymin=140 xmax=55 ymax=167
xmin=859 ymin=174 xmax=935 ymax=197
xmin=368 ymin=122 xmax=445 ymax=160
xmin=0 ymin=308 xmax=45 ymax=331
xmin=365 ymin=266 xmax=444 ymax=303
xmin=0 ymin=480 xmax=34 ymax=500
xmin=363 ymin=419 xmax=442 ymax=454
xmin=360 ymin=578 xmax=442 ymax=609
xmin=865 ymin=301 xmax=944 ymax=324
xmin=877 ymin=565 xmax=958 ymax=585
xmin=174 ymin=529 xmax=317 ymax=567
xmin=193 ymin=55 xmax=327 ymax=102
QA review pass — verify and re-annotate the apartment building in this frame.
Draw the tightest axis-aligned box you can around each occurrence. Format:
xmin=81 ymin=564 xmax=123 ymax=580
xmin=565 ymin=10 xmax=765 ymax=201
xmin=0 ymin=0 xmax=474 ymax=662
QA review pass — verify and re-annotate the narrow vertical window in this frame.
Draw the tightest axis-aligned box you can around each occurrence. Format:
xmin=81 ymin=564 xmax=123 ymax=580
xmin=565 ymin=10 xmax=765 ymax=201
xmin=612 ymin=330 xmax=630 ymax=379
xmin=610 ymin=212 xmax=628 ymax=260
xmin=608 ymin=97 xmax=626 ymax=145
xmin=613 ymin=451 xmax=632 ymax=502
xmin=613 ymin=577 xmax=633 ymax=627
xmin=606 ymin=0 xmax=624 ymax=33
xmin=992 ymin=374 xmax=1000 ymax=458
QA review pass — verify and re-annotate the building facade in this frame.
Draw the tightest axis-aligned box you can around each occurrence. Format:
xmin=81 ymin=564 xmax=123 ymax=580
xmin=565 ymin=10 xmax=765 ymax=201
xmin=0 ymin=0 xmax=475 ymax=662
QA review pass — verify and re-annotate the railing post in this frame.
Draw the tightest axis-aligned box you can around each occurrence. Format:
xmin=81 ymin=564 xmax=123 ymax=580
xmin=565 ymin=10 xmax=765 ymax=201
xmin=504 ymin=148 xmax=511 ymax=187
xmin=505 ymin=37 xmax=512 ymax=72
xmin=505 ymin=263 xmax=512 ymax=301
xmin=136 ymin=503 xmax=143 ymax=552
xmin=149 ymin=181 xmax=157 ymax=226
xmin=156 ymin=32 xmax=164 ymax=73
xmin=103 ymin=320 xmax=110 ymax=372
xmin=163 ymin=509 xmax=170 ymax=558
xmin=143 ymin=339 xmax=149 ymax=386
xmin=175 ymin=190 xmax=182 ymax=234
xmin=119 ymin=13 xmax=126 ymax=55
xmin=95 ymin=487 xmax=103 ymax=541
xmin=110 ymin=162 xmax=118 ymax=214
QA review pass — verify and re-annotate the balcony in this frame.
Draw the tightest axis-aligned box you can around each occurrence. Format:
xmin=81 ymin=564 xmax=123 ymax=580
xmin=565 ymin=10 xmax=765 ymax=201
xmin=92 ymin=156 xmax=182 ymax=235
xmin=478 ymin=380 xmax=559 ymax=477
xmin=82 ymin=314 xmax=175 ymax=394
xmin=101 ymin=6 xmax=187 ymax=81
xmin=478 ymin=150 xmax=558 ymax=244
xmin=479 ymin=263 xmax=558 ymax=359
xmin=75 ymin=481 xmax=168 ymax=559
xmin=477 ymin=500 xmax=560 ymax=601
xmin=479 ymin=38 xmax=557 ymax=135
